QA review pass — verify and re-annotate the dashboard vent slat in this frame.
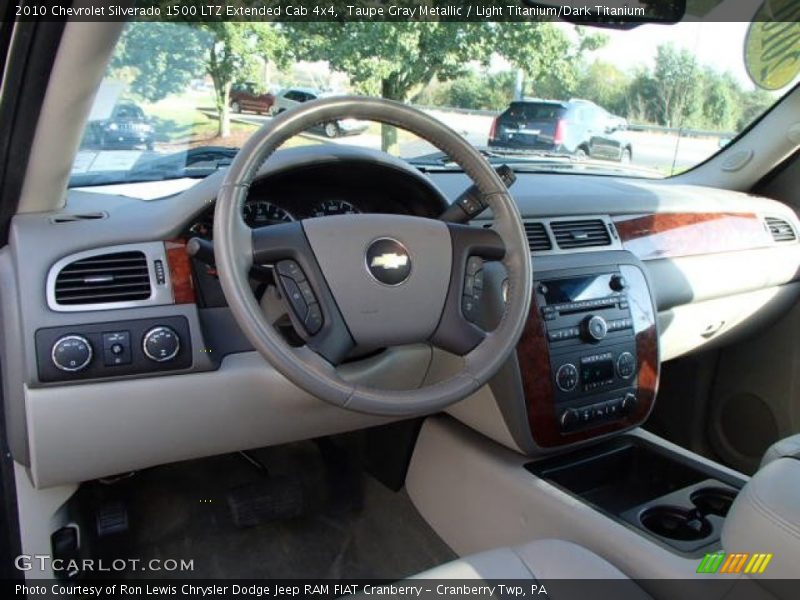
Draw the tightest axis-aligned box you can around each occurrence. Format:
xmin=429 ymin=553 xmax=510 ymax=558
xmin=551 ymin=219 xmax=612 ymax=250
xmin=524 ymin=222 xmax=552 ymax=252
xmin=765 ymin=217 xmax=797 ymax=243
xmin=54 ymin=251 xmax=152 ymax=305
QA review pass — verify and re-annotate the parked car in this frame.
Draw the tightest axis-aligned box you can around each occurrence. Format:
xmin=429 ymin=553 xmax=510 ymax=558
xmin=270 ymin=87 xmax=369 ymax=137
xmin=86 ymin=102 xmax=155 ymax=150
xmin=229 ymin=82 xmax=275 ymax=115
xmin=488 ymin=98 xmax=632 ymax=163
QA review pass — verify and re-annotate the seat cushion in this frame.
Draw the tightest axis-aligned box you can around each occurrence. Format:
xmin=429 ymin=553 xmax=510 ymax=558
xmin=412 ymin=539 xmax=633 ymax=580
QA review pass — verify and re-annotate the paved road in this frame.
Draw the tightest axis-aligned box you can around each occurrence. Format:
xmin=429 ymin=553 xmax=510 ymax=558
xmin=230 ymin=109 xmax=720 ymax=174
xmin=73 ymin=107 xmax=723 ymax=178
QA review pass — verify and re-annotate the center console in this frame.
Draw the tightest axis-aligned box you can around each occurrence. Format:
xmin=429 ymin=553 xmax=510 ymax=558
xmin=516 ymin=251 xmax=659 ymax=449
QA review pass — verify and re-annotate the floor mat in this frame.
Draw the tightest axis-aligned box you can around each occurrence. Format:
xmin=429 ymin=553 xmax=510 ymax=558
xmin=97 ymin=441 xmax=455 ymax=579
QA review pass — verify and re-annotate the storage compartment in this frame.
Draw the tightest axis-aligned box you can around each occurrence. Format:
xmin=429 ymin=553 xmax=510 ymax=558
xmin=526 ymin=436 xmax=745 ymax=555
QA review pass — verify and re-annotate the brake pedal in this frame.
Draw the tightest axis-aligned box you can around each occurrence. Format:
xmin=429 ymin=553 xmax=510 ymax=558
xmin=227 ymin=477 xmax=305 ymax=527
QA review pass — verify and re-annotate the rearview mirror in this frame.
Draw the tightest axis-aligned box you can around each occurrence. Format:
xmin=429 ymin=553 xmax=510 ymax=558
xmin=522 ymin=0 xmax=686 ymax=27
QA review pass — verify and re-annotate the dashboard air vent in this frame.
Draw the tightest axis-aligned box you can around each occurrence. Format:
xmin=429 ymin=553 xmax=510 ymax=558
xmin=765 ymin=217 xmax=797 ymax=243
xmin=551 ymin=219 xmax=612 ymax=249
xmin=54 ymin=251 xmax=152 ymax=305
xmin=524 ymin=222 xmax=552 ymax=251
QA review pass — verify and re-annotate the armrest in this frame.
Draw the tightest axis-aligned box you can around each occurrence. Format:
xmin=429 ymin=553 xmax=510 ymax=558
xmin=760 ymin=433 xmax=800 ymax=468
xmin=722 ymin=458 xmax=800 ymax=582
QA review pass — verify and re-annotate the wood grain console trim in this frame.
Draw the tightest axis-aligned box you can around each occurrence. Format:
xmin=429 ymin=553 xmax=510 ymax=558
xmin=165 ymin=239 xmax=196 ymax=304
xmin=518 ymin=264 xmax=658 ymax=448
xmin=612 ymin=212 xmax=771 ymax=260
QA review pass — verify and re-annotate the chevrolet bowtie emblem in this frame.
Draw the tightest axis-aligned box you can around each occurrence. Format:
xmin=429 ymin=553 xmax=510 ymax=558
xmin=370 ymin=253 xmax=409 ymax=270
xmin=366 ymin=238 xmax=412 ymax=285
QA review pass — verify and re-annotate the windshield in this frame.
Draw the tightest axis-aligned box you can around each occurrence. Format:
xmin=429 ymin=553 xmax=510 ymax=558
xmin=70 ymin=11 xmax=799 ymax=191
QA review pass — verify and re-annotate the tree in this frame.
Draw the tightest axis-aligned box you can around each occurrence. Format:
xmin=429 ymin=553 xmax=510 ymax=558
xmin=486 ymin=24 xmax=607 ymax=101
xmin=112 ymin=21 xmax=286 ymax=138
xmin=287 ymin=22 xmax=491 ymax=152
xmin=191 ymin=22 xmax=286 ymax=137
xmin=110 ymin=22 xmax=207 ymax=103
xmin=287 ymin=21 xmax=604 ymax=152
xmin=434 ymin=70 xmax=516 ymax=111
xmin=572 ymin=61 xmax=630 ymax=115
xmin=650 ymin=43 xmax=701 ymax=127
xmin=698 ymin=68 xmax=741 ymax=132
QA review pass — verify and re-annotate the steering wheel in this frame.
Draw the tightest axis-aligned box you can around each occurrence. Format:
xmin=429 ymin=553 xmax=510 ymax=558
xmin=214 ymin=96 xmax=531 ymax=416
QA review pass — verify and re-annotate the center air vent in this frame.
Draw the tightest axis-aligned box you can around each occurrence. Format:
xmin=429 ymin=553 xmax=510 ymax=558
xmin=524 ymin=222 xmax=552 ymax=251
xmin=551 ymin=219 xmax=612 ymax=249
xmin=54 ymin=251 xmax=152 ymax=306
xmin=765 ymin=217 xmax=797 ymax=243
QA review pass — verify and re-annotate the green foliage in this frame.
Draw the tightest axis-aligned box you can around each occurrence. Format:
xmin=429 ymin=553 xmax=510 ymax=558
xmin=112 ymin=20 xmax=286 ymax=138
xmin=430 ymin=71 xmax=516 ymax=111
xmin=110 ymin=22 xmax=208 ymax=102
xmin=285 ymin=20 xmax=602 ymax=151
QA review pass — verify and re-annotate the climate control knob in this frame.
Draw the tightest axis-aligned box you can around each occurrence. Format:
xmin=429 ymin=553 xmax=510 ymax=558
xmin=559 ymin=408 xmax=579 ymax=431
xmin=555 ymin=363 xmax=579 ymax=392
xmin=582 ymin=315 xmax=608 ymax=342
xmin=617 ymin=351 xmax=636 ymax=379
xmin=621 ymin=393 xmax=638 ymax=415
xmin=142 ymin=326 xmax=181 ymax=362
xmin=51 ymin=335 xmax=93 ymax=372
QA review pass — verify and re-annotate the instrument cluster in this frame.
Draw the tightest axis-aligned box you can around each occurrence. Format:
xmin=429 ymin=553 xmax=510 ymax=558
xmin=188 ymin=197 xmax=362 ymax=238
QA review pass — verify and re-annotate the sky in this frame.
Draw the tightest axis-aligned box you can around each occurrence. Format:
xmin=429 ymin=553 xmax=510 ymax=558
xmin=586 ymin=22 xmax=757 ymax=89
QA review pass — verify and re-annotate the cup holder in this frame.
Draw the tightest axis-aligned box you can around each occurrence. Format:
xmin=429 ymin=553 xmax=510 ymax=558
xmin=691 ymin=487 xmax=737 ymax=517
xmin=640 ymin=506 xmax=712 ymax=541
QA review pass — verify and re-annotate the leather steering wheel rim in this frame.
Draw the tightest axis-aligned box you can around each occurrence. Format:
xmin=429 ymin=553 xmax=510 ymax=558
xmin=214 ymin=96 xmax=532 ymax=416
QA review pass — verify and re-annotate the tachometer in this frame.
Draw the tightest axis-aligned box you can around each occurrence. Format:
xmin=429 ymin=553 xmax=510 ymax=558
xmin=243 ymin=200 xmax=294 ymax=226
xmin=310 ymin=199 xmax=360 ymax=217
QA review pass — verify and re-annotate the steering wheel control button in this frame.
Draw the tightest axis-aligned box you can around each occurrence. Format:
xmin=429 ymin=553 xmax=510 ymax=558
xmin=51 ymin=335 xmax=93 ymax=372
xmin=142 ymin=326 xmax=181 ymax=362
xmin=555 ymin=363 xmax=579 ymax=392
xmin=276 ymin=260 xmax=305 ymax=281
xmin=583 ymin=314 xmax=609 ymax=342
xmin=101 ymin=331 xmax=132 ymax=366
xmin=365 ymin=238 xmax=411 ymax=286
xmin=304 ymin=303 xmax=323 ymax=335
xmin=280 ymin=276 xmax=309 ymax=320
xmin=617 ymin=351 xmax=636 ymax=379
xmin=462 ymin=256 xmax=486 ymax=323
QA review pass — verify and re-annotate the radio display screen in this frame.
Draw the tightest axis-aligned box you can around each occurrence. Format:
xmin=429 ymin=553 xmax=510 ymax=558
xmin=581 ymin=360 xmax=615 ymax=385
xmin=542 ymin=275 xmax=612 ymax=304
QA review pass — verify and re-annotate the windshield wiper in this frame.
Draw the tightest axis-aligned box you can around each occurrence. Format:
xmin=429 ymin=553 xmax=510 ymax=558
xmin=408 ymin=146 xmax=578 ymax=167
xmin=69 ymin=146 xmax=239 ymax=188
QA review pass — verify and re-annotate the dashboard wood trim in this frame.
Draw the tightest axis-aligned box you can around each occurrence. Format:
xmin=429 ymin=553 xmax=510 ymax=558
xmin=612 ymin=212 xmax=771 ymax=260
xmin=165 ymin=239 xmax=196 ymax=304
xmin=517 ymin=265 xmax=658 ymax=448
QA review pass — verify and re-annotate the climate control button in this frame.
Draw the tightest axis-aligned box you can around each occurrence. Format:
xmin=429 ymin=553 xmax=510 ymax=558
xmin=142 ymin=326 xmax=181 ymax=362
xmin=51 ymin=335 xmax=93 ymax=372
xmin=555 ymin=363 xmax=579 ymax=392
xmin=617 ymin=351 xmax=636 ymax=379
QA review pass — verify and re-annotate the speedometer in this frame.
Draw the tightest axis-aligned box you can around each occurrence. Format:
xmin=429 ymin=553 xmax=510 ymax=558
xmin=243 ymin=201 xmax=294 ymax=227
xmin=310 ymin=199 xmax=360 ymax=217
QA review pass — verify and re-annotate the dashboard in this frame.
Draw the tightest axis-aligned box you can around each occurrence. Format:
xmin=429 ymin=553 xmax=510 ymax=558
xmin=4 ymin=144 xmax=800 ymax=487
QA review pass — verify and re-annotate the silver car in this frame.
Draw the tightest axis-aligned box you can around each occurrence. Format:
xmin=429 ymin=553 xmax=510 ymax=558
xmin=270 ymin=87 xmax=369 ymax=138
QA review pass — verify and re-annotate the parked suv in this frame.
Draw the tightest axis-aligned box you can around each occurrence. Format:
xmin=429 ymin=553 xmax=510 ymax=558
xmin=488 ymin=98 xmax=632 ymax=162
xmin=230 ymin=82 xmax=275 ymax=115
xmin=86 ymin=102 xmax=155 ymax=151
xmin=270 ymin=87 xmax=369 ymax=137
